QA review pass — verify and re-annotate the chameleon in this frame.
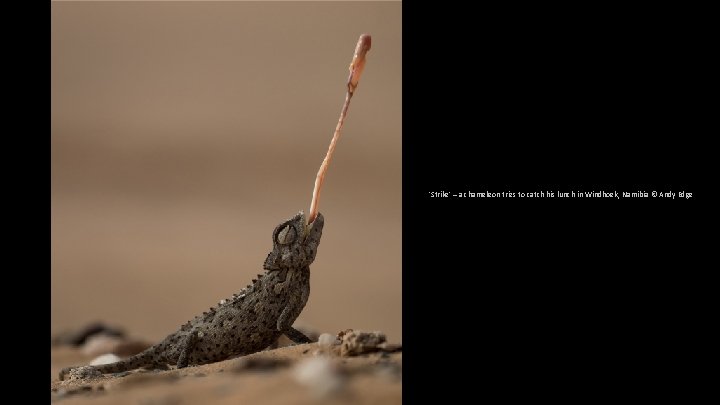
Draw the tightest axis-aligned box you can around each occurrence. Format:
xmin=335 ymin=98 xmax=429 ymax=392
xmin=59 ymin=33 xmax=371 ymax=382
xmin=60 ymin=211 xmax=324 ymax=380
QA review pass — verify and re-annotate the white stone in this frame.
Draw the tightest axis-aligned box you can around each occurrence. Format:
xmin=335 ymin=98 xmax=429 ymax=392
xmin=293 ymin=357 xmax=344 ymax=397
xmin=317 ymin=333 xmax=339 ymax=348
xmin=89 ymin=353 xmax=121 ymax=366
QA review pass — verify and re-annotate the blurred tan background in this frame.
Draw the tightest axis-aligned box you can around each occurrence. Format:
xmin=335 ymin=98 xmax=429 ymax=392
xmin=51 ymin=2 xmax=401 ymax=343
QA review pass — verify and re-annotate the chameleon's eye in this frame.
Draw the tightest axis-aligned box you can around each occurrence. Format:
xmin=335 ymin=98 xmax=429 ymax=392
xmin=276 ymin=224 xmax=296 ymax=245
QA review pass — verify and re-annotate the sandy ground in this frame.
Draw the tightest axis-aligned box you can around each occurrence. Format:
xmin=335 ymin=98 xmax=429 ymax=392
xmin=51 ymin=343 xmax=402 ymax=405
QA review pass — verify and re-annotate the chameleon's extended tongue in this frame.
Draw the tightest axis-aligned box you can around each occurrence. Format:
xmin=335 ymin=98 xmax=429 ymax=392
xmin=307 ymin=34 xmax=372 ymax=225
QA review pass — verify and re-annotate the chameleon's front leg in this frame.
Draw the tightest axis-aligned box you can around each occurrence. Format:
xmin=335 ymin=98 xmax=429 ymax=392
xmin=277 ymin=277 xmax=312 ymax=344
xmin=278 ymin=303 xmax=312 ymax=344
xmin=176 ymin=331 xmax=201 ymax=369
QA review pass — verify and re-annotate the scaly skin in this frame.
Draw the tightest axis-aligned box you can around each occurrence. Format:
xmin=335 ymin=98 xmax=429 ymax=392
xmin=60 ymin=211 xmax=324 ymax=380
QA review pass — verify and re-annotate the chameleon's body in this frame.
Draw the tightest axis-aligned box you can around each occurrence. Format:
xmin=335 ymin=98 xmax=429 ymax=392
xmin=60 ymin=211 xmax=324 ymax=380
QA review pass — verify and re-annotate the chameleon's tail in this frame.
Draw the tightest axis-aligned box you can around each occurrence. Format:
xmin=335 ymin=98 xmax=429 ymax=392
xmin=59 ymin=345 xmax=162 ymax=380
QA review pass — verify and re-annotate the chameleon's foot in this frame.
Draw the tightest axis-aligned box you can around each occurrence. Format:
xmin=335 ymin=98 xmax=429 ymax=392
xmin=59 ymin=366 xmax=102 ymax=381
xmin=285 ymin=327 xmax=313 ymax=344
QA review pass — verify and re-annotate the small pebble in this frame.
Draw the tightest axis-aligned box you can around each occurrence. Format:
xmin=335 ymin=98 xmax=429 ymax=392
xmin=81 ymin=334 xmax=151 ymax=357
xmin=89 ymin=353 xmax=121 ymax=366
xmin=337 ymin=329 xmax=354 ymax=340
xmin=318 ymin=333 xmax=339 ymax=348
xmin=81 ymin=334 xmax=124 ymax=357
xmin=293 ymin=357 xmax=345 ymax=397
xmin=340 ymin=330 xmax=387 ymax=356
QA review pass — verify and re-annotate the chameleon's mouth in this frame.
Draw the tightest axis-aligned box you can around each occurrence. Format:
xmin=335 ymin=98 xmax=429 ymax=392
xmin=300 ymin=210 xmax=323 ymax=241
xmin=300 ymin=211 xmax=312 ymax=239
xmin=288 ymin=210 xmax=307 ymax=238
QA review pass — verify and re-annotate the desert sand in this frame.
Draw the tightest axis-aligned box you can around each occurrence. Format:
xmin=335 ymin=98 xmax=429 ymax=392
xmin=51 ymin=340 xmax=402 ymax=404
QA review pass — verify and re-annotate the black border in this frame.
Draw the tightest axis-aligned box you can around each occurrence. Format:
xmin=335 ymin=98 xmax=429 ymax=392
xmin=403 ymin=2 xmax=704 ymax=400
xmin=5 ymin=0 xmax=50 ymax=398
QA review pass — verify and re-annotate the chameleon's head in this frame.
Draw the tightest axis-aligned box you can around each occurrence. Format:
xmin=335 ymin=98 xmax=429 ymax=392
xmin=263 ymin=211 xmax=324 ymax=271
